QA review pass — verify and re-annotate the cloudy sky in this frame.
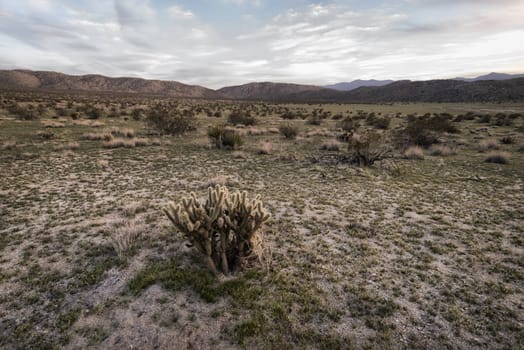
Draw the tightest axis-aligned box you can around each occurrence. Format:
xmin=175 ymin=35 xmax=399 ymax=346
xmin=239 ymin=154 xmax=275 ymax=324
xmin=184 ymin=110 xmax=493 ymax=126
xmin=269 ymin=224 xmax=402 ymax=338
xmin=0 ymin=0 xmax=523 ymax=88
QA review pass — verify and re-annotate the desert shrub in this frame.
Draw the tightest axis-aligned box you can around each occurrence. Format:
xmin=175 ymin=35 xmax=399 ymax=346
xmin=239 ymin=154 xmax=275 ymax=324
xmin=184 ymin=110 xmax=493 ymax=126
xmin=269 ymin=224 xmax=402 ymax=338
xmin=400 ymin=115 xmax=459 ymax=148
xmin=493 ymin=113 xmax=512 ymax=126
xmin=85 ymin=106 xmax=103 ymax=119
xmin=484 ymin=151 xmax=510 ymax=164
xmin=279 ymin=124 xmax=298 ymax=139
xmin=500 ymin=136 xmax=515 ymax=144
xmin=35 ymin=130 xmax=54 ymax=140
xmin=429 ymin=144 xmax=456 ymax=156
xmin=131 ymin=109 xmax=142 ymax=121
xmin=478 ymin=139 xmax=499 ymax=152
xmin=348 ymin=132 xmax=392 ymax=166
xmin=337 ymin=116 xmax=359 ymax=133
xmin=208 ymin=125 xmax=243 ymax=149
xmin=228 ymin=111 xmax=257 ymax=126
xmin=146 ymin=109 xmax=197 ymax=135
xmin=478 ymin=114 xmax=491 ymax=123
xmin=8 ymin=103 xmax=38 ymax=120
xmin=366 ymin=114 xmax=391 ymax=130
xmin=404 ymin=146 xmax=425 ymax=159
xmin=280 ymin=111 xmax=299 ymax=120
xmin=371 ymin=117 xmax=391 ymax=130
xmin=305 ymin=115 xmax=322 ymax=125
xmin=163 ymin=185 xmax=271 ymax=275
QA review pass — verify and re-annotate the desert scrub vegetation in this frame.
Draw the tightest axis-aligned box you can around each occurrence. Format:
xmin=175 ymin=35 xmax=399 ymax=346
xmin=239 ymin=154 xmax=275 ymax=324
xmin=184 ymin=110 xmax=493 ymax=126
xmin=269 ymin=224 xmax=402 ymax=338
xmin=146 ymin=108 xmax=197 ymax=135
xmin=401 ymin=114 xmax=460 ymax=147
xmin=163 ymin=185 xmax=271 ymax=275
xmin=207 ymin=125 xmax=244 ymax=150
xmin=278 ymin=123 xmax=298 ymax=139
xmin=347 ymin=131 xmax=392 ymax=166
xmin=227 ymin=111 xmax=257 ymax=126
xmin=1 ymin=91 xmax=524 ymax=349
xmin=484 ymin=150 xmax=511 ymax=164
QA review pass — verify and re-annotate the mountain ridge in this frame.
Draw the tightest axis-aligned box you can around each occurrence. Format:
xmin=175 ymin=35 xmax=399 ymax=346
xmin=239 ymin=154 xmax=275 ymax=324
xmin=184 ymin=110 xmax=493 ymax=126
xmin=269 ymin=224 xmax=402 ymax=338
xmin=1 ymin=69 xmax=524 ymax=102
xmin=0 ymin=69 xmax=221 ymax=99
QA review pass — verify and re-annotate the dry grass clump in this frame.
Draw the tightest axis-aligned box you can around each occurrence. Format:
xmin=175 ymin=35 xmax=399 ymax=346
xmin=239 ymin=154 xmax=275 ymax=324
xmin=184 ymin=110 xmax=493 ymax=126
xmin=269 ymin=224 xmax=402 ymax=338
xmin=320 ymin=140 xmax=342 ymax=151
xmin=111 ymin=127 xmax=136 ymax=138
xmin=429 ymin=144 xmax=456 ymax=156
xmin=484 ymin=151 xmax=510 ymax=164
xmin=305 ymin=129 xmax=335 ymax=138
xmin=478 ymin=139 xmax=500 ymax=152
xmin=110 ymin=218 xmax=145 ymax=258
xmin=0 ymin=141 xmax=17 ymax=150
xmin=122 ymin=201 xmax=147 ymax=217
xmin=258 ymin=141 xmax=273 ymax=154
xmin=102 ymin=137 xmax=137 ymax=149
xmin=133 ymin=138 xmax=151 ymax=147
xmin=82 ymin=132 xmax=112 ymax=141
xmin=102 ymin=137 xmax=153 ymax=148
xmin=54 ymin=142 xmax=80 ymax=151
xmin=41 ymin=120 xmax=65 ymax=128
xmin=202 ymin=175 xmax=240 ymax=188
xmin=246 ymin=127 xmax=267 ymax=136
xmin=404 ymin=146 xmax=425 ymax=159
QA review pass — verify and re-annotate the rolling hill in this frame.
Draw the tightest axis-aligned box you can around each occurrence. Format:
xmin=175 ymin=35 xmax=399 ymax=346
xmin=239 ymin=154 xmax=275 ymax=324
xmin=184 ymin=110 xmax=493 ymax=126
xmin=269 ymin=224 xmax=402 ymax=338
xmin=0 ymin=69 xmax=221 ymax=99
xmin=217 ymin=82 xmax=324 ymax=100
xmin=1 ymin=69 xmax=524 ymax=102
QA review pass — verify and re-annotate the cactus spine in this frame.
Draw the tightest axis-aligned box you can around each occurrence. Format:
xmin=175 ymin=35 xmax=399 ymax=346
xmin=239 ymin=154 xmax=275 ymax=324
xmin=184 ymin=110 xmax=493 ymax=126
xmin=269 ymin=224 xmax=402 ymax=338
xmin=163 ymin=185 xmax=271 ymax=275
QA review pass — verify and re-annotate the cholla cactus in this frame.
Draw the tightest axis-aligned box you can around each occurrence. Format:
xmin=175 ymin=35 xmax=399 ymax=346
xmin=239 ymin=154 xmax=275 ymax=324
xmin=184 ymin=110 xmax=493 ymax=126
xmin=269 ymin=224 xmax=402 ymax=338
xmin=163 ymin=185 xmax=271 ymax=275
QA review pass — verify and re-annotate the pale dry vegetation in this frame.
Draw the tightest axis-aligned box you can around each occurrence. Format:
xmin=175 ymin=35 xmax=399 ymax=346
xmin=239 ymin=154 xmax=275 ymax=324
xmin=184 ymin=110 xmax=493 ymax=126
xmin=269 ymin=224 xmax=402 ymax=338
xmin=0 ymin=90 xmax=523 ymax=349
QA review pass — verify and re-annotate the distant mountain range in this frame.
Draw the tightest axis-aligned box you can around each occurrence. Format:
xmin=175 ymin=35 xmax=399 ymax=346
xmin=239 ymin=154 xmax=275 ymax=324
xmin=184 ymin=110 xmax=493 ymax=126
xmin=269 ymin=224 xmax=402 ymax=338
xmin=325 ymin=73 xmax=524 ymax=91
xmin=454 ymin=72 xmax=524 ymax=82
xmin=324 ymin=79 xmax=394 ymax=91
xmin=1 ymin=69 xmax=524 ymax=102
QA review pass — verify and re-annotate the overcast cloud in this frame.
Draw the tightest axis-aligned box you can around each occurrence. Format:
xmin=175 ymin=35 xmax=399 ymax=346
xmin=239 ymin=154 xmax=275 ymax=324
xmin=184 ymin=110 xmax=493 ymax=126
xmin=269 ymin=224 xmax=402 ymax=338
xmin=0 ymin=0 xmax=523 ymax=88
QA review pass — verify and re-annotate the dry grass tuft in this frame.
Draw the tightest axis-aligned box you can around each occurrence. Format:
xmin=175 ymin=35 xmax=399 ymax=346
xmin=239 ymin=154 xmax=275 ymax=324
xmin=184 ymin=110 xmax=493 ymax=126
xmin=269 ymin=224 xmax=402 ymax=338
xmin=258 ymin=141 xmax=273 ymax=154
xmin=202 ymin=175 xmax=240 ymax=188
xmin=404 ymin=146 xmax=425 ymax=159
xmin=82 ymin=132 xmax=113 ymax=141
xmin=102 ymin=137 xmax=136 ymax=149
xmin=110 ymin=218 xmax=145 ymax=258
xmin=54 ymin=142 xmax=80 ymax=151
xmin=122 ymin=201 xmax=147 ymax=217
xmin=41 ymin=120 xmax=65 ymax=128
xmin=478 ymin=139 xmax=500 ymax=152
xmin=0 ymin=141 xmax=17 ymax=150
xmin=429 ymin=144 xmax=456 ymax=156
xmin=111 ymin=127 xmax=136 ymax=138
xmin=484 ymin=151 xmax=510 ymax=164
